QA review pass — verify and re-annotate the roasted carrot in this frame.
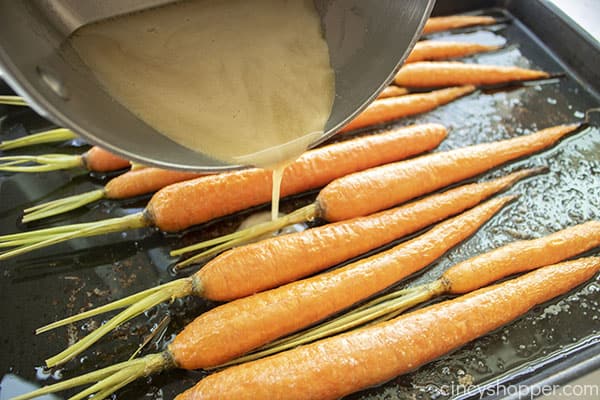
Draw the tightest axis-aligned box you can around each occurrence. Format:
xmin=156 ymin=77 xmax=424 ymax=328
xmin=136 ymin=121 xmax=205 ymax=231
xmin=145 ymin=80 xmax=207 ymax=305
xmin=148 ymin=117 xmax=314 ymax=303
xmin=230 ymin=221 xmax=600 ymax=365
xmin=0 ymin=145 xmax=130 ymax=173
xmin=35 ymin=168 xmax=541 ymax=362
xmin=376 ymin=85 xmax=408 ymax=99
xmin=177 ymin=257 xmax=600 ymax=400
xmin=320 ymin=124 xmax=577 ymax=222
xmin=0 ymin=123 xmax=447 ymax=259
xmin=405 ymin=40 xmax=502 ymax=63
xmin=0 ymin=128 xmax=77 ymax=151
xmin=423 ymin=15 xmax=498 ymax=34
xmin=340 ymin=85 xmax=474 ymax=133
xmin=169 ymin=198 xmax=509 ymax=369
xmin=394 ymin=61 xmax=550 ymax=88
xmin=174 ymin=123 xmax=582 ymax=258
xmin=22 ymin=167 xmax=207 ymax=223
xmin=13 ymin=197 xmax=509 ymax=399
xmin=82 ymin=146 xmax=130 ymax=172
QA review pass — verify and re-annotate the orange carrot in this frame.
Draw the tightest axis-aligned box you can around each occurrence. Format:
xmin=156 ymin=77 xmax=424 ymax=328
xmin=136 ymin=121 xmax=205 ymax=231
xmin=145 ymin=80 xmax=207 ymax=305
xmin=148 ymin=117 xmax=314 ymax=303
xmin=22 ymin=167 xmax=208 ymax=223
xmin=443 ymin=221 xmax=600 ymax=293
xmin=81 ymin=146 xmax=130 ymax=172
xmin=14 ymin=197 xmax=509 ymax=399
xmin=423 ymin=15 xmax=498 ymax=34
xmin=405 ymin=40 xmax=502 ymax=63
xmin=376 ymin=85 xmax=408 ymax=99
xmin=0 ymin=145 xmax=130 ymax=173
xmin=178 ymin=257 xmax=600 ymax=400
xmin=320 ymin=124 xmax=579 ymax=222
xmin=169 ymin=197 xmax=509 ymax=369
xmin=1 ymin=123 xmax=581 ymax=261
xmin=169 ymin=123 xmax=581 ymax=261
xmin=0 ymin=123 xmax=447 ymax=260
xmin=340 ymin=85 xmax=474 ymax=132
xmin=394 ymin=61 xmax=550 ymax=88
xmin=187 ymin=168 xmax=542 ymax=297
xmin=232 ymin=221 xmax=600 ymax=365
xmin=35 ymin=168 xmax=541 ymax=364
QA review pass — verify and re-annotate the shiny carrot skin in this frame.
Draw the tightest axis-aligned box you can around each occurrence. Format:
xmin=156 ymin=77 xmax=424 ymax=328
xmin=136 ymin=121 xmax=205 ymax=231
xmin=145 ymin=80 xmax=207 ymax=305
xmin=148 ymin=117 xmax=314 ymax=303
xmin=34 ymin=170 xmax=535 ymax=367
xmin=148 ymin=124 xmax=446 ymax=231
xmin=0 ymin=124 xmax=447 ymax=261
xmin=444 ymin=220 xmax=600 ymax=293
xmin=253 ymin=222 xmax=600 ymax=362
xmin=405 ymin=40 xmax=501 ymax=63
xmin=423 ymin=15 xmax=497 ymax=34
xmin=394 ymin=62 xmax=550 ymax=88
xmin=319 ymin=124 xmax=581 ymax=222
xmin=340 ymin=86 xmax=474 ymax=133
xmin=198 ymin=168 xmax=541 ymax=301
xmin=179 ymin=257 xmax=600 ymax=400
xmin=376 ymin=86 xmax=408 ymax=99
xmin=81 ymin=146 xmax=130 ymax=172
xmin=104 ymin=167 xmax=205 ymax=199
xmin=169 ymin=197 xmax=510 ymax=369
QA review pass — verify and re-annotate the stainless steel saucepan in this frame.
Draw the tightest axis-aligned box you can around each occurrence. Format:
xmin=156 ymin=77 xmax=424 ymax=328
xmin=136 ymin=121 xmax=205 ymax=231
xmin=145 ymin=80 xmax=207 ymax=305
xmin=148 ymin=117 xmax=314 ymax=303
xmin=0 ymin=0 xmax=435 ymax=171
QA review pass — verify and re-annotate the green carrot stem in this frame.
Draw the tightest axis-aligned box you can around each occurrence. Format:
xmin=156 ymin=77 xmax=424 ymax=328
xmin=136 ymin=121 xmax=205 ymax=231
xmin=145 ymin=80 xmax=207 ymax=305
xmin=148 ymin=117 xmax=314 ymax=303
xmin=11 ymin=353 xmax=169 ymax=400
xmin=0 ymin=95 xmax=27 ymax=106
xmin=0 ymin=128 xmax=77 ymax=151
xmin=45 ymin=278 xmax=191 ymax=367
xmin=22 ymin=189 xmax=106 ymax=223
xmin=0 ymin=154 xmax=83 ymax=172
xmin=171 ymin=203 xmax=318 ymax=268
xmin=0 ymin=212 xmax=149 ymax=261
xmin=0 ymin=221 xmax=102 ymax=241
xmin=36 ymin=281 xmax=182 ymax=333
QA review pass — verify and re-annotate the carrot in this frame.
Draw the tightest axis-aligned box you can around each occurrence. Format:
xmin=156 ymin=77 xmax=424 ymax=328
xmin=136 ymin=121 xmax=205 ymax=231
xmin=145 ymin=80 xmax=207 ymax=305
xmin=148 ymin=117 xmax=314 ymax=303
xmin=22 ymin=167 xmax=207 ymax=223
xmin=13 ymin=196 xmax=509 ymax=399
xmin=177 ymin=257 xmax=600 ymax=400
xmin=0 ymin=128 xmax=77 ymax=151
xmin=35 ymin=168 xmax=541 ymax=363
xmin=405 ymin=40 xmax=502 ymax=63
xmin=340 ymin=85 xmax=474 ymax=133
xmin=174 ymin=123 xmax=583 ymax=258
xmin=0 ymin=95 xmax=28 ymax=106
xmin=320 ymin=124 xmax=578 ymax=222
xmin=394 ymin=61 xmax=550 ymax=88
xmin=229 ymin=221 xmax=600 ymax=365
xmin=0 ymin=123 xmax=447 ymax=259
xmin=376 ymin=85 xmax=408 ymax=99
xmin=82 ymin=146 xmax=130 ymax=172
xmin=423 ymin=15 xmax=498 ymax=34
xmin=152 ymin=198 xmax=512 ymax=369
xmin=0 ymin=145 xmax=130 ymax=173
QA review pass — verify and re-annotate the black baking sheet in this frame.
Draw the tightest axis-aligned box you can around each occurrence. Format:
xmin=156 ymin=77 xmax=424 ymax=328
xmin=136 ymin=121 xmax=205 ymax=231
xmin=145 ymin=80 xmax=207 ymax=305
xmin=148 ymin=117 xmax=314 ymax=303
xmin=1 ymin=1 xmax=599 ymax=399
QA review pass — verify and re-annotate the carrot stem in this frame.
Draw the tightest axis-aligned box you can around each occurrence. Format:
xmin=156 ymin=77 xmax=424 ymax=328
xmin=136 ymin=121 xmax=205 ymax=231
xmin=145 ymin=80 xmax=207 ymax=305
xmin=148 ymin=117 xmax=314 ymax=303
xmin=36 ymin=281 xmax=185 ymax=333
xmin=0 ymin=95 xmax=27 ymax=106
xmin=171 ymin=203 xmax=318 ymax=268
xmin=22 ymin=189 xmax=106 ymax=223
xmin=11 ymin=353 xmax=169 ymax=400
xmin=0 ymin=213 xmax=148 ymax=261
xmin=0 ymin=128 xmax=77 ymax=151
xmin=0 ymin=154 xmax=83 ymax=172
xmin=0 ymin=221 xmax=103 ymax=241
xmin=44 ymin=278 xmax=191 ymax=367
